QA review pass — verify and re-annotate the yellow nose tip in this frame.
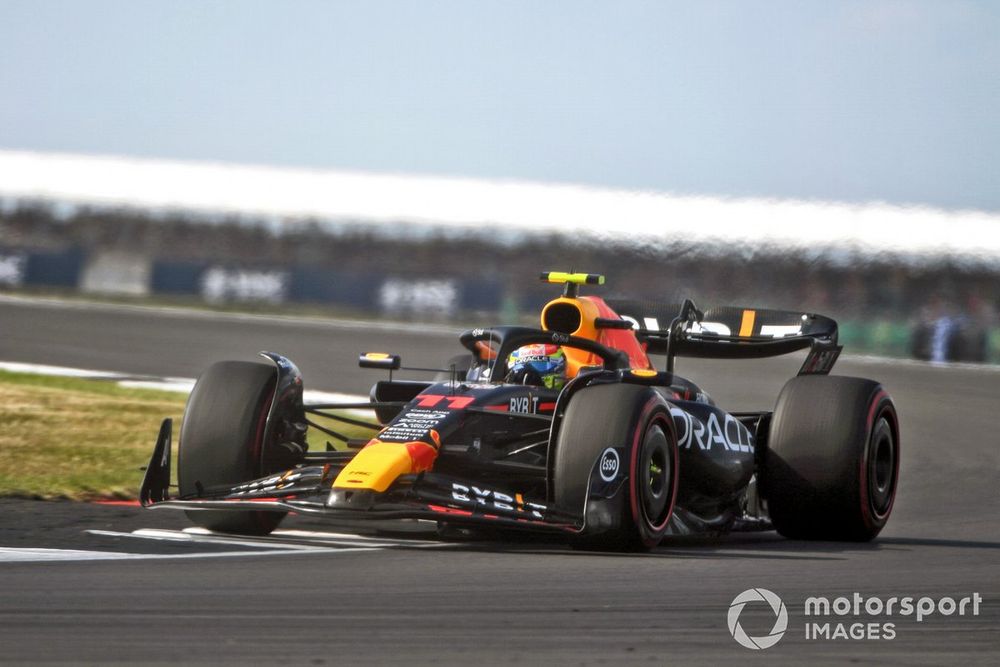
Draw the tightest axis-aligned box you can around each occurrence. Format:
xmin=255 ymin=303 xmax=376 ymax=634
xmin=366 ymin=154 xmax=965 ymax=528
xmin=332 ymin=441 xmax=416 ymax=493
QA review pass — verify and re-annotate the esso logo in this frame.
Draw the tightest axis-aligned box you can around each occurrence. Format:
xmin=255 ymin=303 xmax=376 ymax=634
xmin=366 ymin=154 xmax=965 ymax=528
xmin=599 ymin=447 xmax=620 ymax=482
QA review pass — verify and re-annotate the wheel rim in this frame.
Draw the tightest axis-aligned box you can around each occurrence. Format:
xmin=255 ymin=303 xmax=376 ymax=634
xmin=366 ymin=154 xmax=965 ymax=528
xmin=868 ymin=415 xmax=896 ymax=517
xmin=639 ymin=422 xmax=671 ymax=525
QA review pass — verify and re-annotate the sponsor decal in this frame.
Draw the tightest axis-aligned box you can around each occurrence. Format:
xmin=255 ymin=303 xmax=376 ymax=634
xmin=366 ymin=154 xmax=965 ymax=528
xmin=413 ymin=394 xmax=475 ymax=409
xmin=760 ymin=324 xmax=802 ymax=337
xmin=511 ymin=394 xmax=552 ymax=413
xmin=486 ymin=395 xmax=556 ymax=414
xmin=379 ymin=278 xmax=457 ymax=318
xmin=690 ymin=321 xmax=733 ymax=336
xmin=450 ymin=483 xmax=546 ymax=519
xmin=800 ymin=348 xmax=839 ymax=374
xmin=511 ymin=343 xmax=561 ymax=364
xmin=598 ymin=447 xmax=620 ymax=482
xmin=669 ymin=407 xmax=754 ymax=453
xmin=378 ymin=409 xmax=448 ymax=443
xmin=509 ymin=395 xmax=534 ymax=413
xmin=200 ymin=267 xmax=288 ymax=304
xmin=619 ymin=312 xmax=804 ymax=339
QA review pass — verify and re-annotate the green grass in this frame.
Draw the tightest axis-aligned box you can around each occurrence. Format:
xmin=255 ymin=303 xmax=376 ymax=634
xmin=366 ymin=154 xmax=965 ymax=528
xmin=0 ymin=370 xmax=374 ymax=500
xmin=0 ymin=371 xmax=186 ymax=499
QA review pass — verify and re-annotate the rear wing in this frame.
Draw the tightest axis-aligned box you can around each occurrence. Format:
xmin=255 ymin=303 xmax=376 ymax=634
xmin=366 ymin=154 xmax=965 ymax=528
xmin=605 ymin=298 xmax=841 ymax=375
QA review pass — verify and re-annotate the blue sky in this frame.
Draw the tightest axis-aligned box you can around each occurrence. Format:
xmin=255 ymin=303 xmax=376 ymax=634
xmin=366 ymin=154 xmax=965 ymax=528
xmin=1 ymin=1 xmax=998 ymax=210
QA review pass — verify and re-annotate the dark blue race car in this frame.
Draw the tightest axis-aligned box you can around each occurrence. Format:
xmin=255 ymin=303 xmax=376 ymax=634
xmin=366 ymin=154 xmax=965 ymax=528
xmin=141 ymin=272 xmax=899 ymax=551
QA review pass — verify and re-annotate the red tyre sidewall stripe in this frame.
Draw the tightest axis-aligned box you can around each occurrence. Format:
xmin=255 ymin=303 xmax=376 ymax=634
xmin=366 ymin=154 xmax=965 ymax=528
xmin=860 ymin=389 xmax=897 ymax=528
xmin=252 ymin=384 xmax=277 ymax=471
xmin=627 ymin=398 xmax=654 ymax=528
xmin=629 ymin=397 xmax=679 ymax=546
xmin=250 ymin=382 xmax=277 ymax=530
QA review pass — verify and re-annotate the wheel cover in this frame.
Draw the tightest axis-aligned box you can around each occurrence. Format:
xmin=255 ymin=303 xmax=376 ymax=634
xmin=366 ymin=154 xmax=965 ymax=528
xmin=639 ymin=422 xmax=672 ymax=527
xmin=867 ymin=415 xmax=896 ymax=517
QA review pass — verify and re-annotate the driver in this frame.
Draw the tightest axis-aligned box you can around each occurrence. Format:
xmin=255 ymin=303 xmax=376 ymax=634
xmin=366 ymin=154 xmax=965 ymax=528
xmin=505 ymin=344 xmax=567 ymax=390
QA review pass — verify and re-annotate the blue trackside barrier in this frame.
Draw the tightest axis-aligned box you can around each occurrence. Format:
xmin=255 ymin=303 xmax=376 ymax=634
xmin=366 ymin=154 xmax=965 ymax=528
xmin=458 ymin=278 xmax=503 ymax=312
xmin=23 ymin=248 xmax=85 ymax=287
xmin=288 ymin=268 xmax=379 ymax=309
xmin=151 ymin=261 xmax=205 ymax=295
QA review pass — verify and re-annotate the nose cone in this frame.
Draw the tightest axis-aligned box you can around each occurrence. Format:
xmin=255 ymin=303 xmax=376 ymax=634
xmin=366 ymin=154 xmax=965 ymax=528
xmin=333 ymin=439 xmax=439 ymax=493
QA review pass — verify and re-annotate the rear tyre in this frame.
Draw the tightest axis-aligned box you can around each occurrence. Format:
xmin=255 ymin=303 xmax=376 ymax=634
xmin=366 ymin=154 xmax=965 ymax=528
xmin=764 ymin=375 xmax=899 ymax=541
xmin=553 ymin=384 xmax=678 ymax=551
xmin=178 ymin=361 xmax=287 ymax=536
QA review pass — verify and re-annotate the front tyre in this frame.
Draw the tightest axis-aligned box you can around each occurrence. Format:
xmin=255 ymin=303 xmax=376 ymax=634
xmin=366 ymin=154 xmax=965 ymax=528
xmin=764 ymin=375 xmax=900 ymax=541
xmin=178 ymin=361 xmax=288 ymax=535
xmin=553 ymin=384 xmax=679 ymax=551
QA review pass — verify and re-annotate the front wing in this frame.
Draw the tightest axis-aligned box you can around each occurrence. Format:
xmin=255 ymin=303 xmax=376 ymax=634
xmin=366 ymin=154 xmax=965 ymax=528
xmin=140 ymin=419 xmax=580 ymax=534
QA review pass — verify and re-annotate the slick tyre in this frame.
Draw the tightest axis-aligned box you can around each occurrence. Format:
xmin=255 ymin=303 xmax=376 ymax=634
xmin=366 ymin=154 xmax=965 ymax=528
xmin=178 ymin=361 xmax=287 ymax=536
xmin=553 ymin=384 xmax=678 ymax=551
xmin=764 ymin=375 xmax=899 ymax=541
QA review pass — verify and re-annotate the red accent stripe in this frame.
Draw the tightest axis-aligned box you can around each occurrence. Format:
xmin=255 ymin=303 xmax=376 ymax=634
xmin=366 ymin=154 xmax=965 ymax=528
xmin=427 ymin=504 xmax=473 ymax=516
xmin=538 ymin=402 xmax=557 ymax=411
xmin=92 ymin=500 xmax=141 ymax=507
xmin=484 ymin=404 xmax=509 ymax=412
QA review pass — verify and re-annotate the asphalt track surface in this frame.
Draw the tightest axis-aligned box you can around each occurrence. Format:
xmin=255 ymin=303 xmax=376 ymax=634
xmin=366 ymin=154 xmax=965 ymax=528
xmin=1 ymin=296 xmax=998 ymax=665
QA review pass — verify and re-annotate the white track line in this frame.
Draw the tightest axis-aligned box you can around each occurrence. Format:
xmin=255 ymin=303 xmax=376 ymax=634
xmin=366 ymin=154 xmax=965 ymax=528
xmin=0 ymin=547 xmax=137 ymax=562
xmin=89 ymin=529 xmax=325 ymax=551
xmin=0 ymin=545 xmax=378 ymax=562
xmin=0 ymin=360 xmax=368 ymax=403
xmin=88 ymin=527 xmax=452 ymax=551
xmin=0 ymin=360 xmax=161 ymax=380
xmin=269 ymin=528 xmax=444 ymax=547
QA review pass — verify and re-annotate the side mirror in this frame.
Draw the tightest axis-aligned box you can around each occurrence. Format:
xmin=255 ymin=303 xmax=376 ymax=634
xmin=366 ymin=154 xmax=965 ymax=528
xmin=359 ymin=353 xmax=402 ymax=370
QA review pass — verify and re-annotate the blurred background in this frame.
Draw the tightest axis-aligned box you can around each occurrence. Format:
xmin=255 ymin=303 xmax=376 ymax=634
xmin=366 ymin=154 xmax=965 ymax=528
xmin=2 ymin=0 xmax=998 ymax=363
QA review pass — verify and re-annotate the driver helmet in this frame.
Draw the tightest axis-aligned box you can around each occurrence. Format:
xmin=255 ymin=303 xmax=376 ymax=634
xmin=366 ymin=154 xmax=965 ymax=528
xmin=506 ymin=344 xmax=566 ymax=390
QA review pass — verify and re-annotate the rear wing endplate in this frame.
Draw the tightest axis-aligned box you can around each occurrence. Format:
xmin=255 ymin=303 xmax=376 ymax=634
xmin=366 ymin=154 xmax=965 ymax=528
xmin=606 ymin=298 xmax=841 ymax=375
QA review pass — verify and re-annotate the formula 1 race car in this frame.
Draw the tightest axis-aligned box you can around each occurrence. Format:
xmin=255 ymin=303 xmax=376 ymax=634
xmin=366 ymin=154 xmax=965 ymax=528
xmin=140 ymin=272 xmax=900 ymax=550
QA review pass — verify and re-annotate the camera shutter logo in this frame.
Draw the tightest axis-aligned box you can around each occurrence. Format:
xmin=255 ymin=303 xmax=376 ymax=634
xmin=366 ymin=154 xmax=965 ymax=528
xmin=728 ymin=588 xmax=788 ymax=650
